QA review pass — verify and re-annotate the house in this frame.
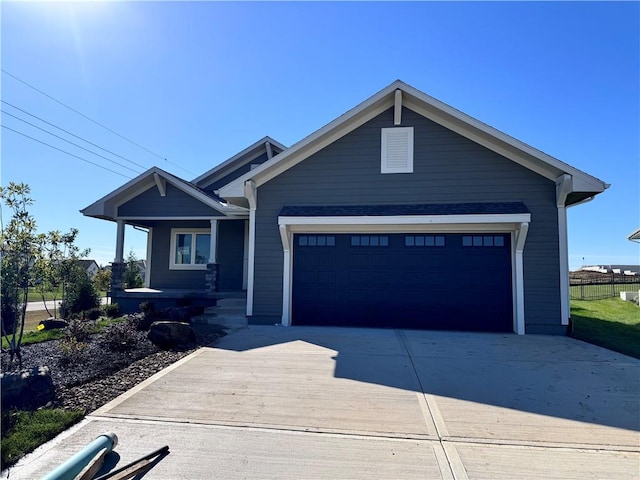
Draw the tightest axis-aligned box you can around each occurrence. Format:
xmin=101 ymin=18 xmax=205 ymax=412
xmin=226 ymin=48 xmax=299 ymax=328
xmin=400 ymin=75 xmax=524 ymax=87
xmin=82 ymin=80 xmax=608 ymax=334
xmin=580 ymin=265 xmax=639 ymax=276
xmin=77 ymin=259 xmax=100 ymax=279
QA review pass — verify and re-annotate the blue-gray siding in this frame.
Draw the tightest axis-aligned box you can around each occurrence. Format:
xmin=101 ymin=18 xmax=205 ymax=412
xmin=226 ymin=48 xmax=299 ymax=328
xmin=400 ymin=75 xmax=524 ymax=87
xmin=252 ymin=107 xmax=562 ymax=333
xmin=148 ymin=220 xmax=245 ymax=290
xmin=203 ymin=151 xmax=272 ymax=193
xmin=217 ymin=219 xmax=246 ymax=291
xmin=118 ymin=184 xmax=223 ymax=217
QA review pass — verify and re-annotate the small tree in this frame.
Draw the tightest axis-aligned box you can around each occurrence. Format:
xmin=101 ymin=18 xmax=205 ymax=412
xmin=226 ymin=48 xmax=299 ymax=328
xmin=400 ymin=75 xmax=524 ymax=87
xmin=93 ymin=267 xmax=111 ymax=293
xmin=123 ymin=251 xmax=143 ymax=289
xmin=33 ymin=228 xmax=88 ymax=318
xmin=0 ymin=183 xmax=39 ymax=367
xmin=60 ymin=263 xmax=100 ymax=318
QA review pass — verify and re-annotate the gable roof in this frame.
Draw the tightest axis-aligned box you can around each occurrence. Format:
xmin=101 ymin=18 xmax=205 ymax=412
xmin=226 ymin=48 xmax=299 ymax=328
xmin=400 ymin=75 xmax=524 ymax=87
xmin=81 ymin=166 xmax=247 ymax=221
xmin=218 ymin=80 xmax=608 ymax=206
xmin=77 ymin=259 xmax=99 ymax=269
xmin=629 ymin=228 xmax=640 ymax=242
xmin=193 ymin=136 xmax=287 ymax=189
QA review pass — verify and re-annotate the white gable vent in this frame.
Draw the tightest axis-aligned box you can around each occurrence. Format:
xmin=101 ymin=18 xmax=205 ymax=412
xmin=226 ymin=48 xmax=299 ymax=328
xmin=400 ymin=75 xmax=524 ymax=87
xmin=381 ymin=127 xmax=414 ymax=173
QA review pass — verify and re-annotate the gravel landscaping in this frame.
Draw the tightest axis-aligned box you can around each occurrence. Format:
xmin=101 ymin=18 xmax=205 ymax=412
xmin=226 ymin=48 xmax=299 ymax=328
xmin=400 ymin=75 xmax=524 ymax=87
xmin=1 ymin=321 xmax=225 ymax=414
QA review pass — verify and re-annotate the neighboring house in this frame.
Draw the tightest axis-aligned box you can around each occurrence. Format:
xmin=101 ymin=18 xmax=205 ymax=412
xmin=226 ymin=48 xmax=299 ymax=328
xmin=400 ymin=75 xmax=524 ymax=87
xmin=82 ymin=80 xmax=608 ymax=335
xmin=78 ymin=259 xmax=100 ymax=279
xmin=134 ymin=260 xmax=147 ymax=284
xmin=580 ymin=265 xmax=639 ymax=275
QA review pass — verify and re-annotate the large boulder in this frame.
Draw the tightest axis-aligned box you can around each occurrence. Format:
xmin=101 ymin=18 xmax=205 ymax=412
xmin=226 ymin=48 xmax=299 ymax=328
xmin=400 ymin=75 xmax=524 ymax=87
xmin=1 ymin=366 xmax=55 ymax=411
xmin=147 ymin=321 xmax=195 ymax=349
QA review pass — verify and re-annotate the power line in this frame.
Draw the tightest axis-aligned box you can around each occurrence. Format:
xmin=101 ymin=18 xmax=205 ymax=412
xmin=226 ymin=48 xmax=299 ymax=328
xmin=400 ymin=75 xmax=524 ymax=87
xmin=2 ymin=100 xmax=150 ymax=171
xmin=1 ymin=69 xmax=197 ymax=176
xmin=2 ymin=109 xmax=142 ymax=174
xmin=2 ymin=125 xmax=133 ymax=179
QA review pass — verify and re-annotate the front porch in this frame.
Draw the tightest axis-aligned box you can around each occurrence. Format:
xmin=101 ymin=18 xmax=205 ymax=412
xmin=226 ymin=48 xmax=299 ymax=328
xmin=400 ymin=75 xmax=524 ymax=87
xmin=110 ymin=287 xmax=245 ymax=314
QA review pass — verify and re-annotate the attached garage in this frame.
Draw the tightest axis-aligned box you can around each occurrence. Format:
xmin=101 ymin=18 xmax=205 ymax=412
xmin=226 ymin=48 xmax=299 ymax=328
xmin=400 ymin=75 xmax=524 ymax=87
xmin=278 ymin=203 xmax=531 ymax=334
xmin=292 ymin=232 xmax=513 ymax=331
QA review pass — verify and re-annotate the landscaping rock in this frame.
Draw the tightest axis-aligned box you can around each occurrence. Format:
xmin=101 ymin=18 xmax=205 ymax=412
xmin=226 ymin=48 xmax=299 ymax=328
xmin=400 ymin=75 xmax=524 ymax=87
xmin=1 ymin=366 xmax=55 ymax=411
xmin=147 ymin=321 xmax=195 ymax=349
xmin=38 ymin=318 xmax=69 ymax=330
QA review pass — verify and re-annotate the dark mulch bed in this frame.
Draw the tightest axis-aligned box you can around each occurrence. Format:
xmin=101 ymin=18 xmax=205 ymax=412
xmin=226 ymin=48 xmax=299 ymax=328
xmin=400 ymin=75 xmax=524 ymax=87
xmin=1 ymin=321 xmax=225 ymax=414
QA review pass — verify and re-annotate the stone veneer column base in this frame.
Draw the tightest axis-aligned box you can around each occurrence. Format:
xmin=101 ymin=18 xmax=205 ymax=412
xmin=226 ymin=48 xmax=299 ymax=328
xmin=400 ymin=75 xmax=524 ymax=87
xmin=110 ymin=262 xmax=126 ymax=292
xmin=205 ymin=263 xmax=219 ymax=294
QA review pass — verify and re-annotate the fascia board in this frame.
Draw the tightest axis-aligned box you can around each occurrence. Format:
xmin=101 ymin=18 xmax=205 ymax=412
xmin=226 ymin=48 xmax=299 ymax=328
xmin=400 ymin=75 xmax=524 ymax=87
xmin=218 ymin=83 xmax=403 ymax=199
xmin=627 ymin=228 xmax=640 ymax=241
xmin=401 ymin=84 xmax=607 ymax=192
xmin=219 ymin=79 xmax=606 ymax=199
xmin=82 ymin=167 xmax=246 ymax=219
xmin=81 ymin=168 xmax=161 ymax=217
xmin=192 ymin=136 xmax=287 ymax=187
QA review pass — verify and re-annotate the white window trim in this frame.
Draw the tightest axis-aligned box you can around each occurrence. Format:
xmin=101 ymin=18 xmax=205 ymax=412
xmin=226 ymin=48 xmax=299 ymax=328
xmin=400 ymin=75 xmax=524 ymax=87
xmin=169 ymin=228 xmax=211 ymax=270
xmin=381 ymin=127 xmax=414 ymax=174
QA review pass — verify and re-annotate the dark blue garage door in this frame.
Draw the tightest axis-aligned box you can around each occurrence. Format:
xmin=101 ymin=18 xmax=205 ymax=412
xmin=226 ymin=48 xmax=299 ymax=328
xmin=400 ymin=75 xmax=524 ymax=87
xmin=292 ymin=233 xmax=512 ymax=331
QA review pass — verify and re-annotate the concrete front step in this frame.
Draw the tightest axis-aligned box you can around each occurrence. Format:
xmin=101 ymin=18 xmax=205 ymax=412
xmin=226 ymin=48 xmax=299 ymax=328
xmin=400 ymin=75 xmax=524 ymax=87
xmin=192 ymin=314 xmax=247 ymax=327
xmin=192 ymin=296 xmax=247 ymax=328
xmin=204 ymin=307 xmax=245 ymax=315
xmin=216 ymin=297 xmax=247 ymax=307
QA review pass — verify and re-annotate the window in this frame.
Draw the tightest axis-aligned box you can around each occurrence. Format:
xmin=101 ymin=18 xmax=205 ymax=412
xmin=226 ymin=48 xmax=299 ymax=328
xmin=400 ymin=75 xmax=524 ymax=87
xmin=351 ymin=235 xmax=389 ymax=247
xmin=462 ymin=235 xmax=506 ymax=247
xmin=381 ymin=127 xmax=414 ymax=174
xmin=405 ymin=235 xmax=445 ymax=247
xmin=170 ymin=229 xmax=211 ymax=269
xmin=298 ymin=235 xmax=335 ymax=247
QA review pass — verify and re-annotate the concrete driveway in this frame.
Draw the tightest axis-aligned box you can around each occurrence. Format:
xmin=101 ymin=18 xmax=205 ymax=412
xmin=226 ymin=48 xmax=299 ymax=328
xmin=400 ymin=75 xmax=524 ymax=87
xmin=7 ymin=327 xmax=640 ymax=479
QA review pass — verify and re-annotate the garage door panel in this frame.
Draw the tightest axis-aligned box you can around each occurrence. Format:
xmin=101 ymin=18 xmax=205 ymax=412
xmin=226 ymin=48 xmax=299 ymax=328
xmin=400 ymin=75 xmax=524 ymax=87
xmin=293 ymin=233 xmax=512 ymax=331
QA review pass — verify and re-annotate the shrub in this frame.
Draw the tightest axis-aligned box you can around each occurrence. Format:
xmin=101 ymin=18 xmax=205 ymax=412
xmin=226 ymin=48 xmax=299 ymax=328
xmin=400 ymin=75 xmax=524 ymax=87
xmin=102 ymin=303 xmax=120 ymax=318
xmin=100 ymin=321 xmax=138 ymax=352
xmin=57 ymin=337 xmax=88 ymax=366
xmin=64 ymin=319 xmax=92 ymax=342
xmin=60 ymin=270 xmax=100 ymax=317
xmin=83 ymin=307 xmax=102 ymax=321
xmin=140 ymin=301 xmax=156 ymax=315
xmin=129 ymin=312 xmax=154 ymax=332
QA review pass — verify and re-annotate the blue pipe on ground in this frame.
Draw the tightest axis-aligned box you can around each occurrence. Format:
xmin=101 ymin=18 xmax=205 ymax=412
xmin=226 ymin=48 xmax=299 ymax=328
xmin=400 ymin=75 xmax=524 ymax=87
xmin=41 ymin=432 xmax=118 ymax=480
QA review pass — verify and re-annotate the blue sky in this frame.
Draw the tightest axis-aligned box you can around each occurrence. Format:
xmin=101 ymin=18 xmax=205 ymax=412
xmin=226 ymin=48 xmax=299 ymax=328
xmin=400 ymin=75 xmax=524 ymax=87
xmin=1 ymin=1 xmax=638 ymax=269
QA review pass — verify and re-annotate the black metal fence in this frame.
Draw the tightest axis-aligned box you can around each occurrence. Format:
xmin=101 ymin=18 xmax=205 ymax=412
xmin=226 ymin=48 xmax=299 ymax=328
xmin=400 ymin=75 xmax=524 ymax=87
xmin=570 ymin=274 xmax=640 ymax=301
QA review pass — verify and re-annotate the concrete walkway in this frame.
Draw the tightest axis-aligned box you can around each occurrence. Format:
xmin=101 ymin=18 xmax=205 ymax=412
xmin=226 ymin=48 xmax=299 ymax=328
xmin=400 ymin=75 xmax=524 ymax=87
xmin=6 ymin=327 xmax=639 ymax=479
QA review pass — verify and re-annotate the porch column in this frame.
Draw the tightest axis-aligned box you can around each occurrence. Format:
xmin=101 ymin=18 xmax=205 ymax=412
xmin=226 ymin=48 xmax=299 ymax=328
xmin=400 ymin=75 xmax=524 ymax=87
xmin=205 ymin=219 xmax=219 ymax=294
xmin=114 ymin=220 xmax=125 ymax=263
xmin=111 ymin=220 xmax=126 ymax=293
xmin=209 ymin=219 xmax=218 ymax=263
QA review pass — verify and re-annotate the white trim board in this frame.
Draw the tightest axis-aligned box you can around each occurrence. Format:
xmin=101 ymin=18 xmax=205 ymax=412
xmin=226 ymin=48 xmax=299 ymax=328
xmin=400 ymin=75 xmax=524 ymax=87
xmin=82 ymin=166 xmax=249 ymax=219
xmin=278 ymin=213 xmax=531 ymax=227
xmin=219 ymin=80 xmax=607 ymax=200
xmin=116 ymin=216 xmax=247 ymax=221
xmin=277 ymin=214 xmax=530 ymax=334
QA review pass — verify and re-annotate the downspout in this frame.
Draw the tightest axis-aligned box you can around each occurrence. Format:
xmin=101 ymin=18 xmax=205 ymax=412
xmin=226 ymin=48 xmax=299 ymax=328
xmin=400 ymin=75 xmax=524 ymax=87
xmin=556 ymin=174 xmax=573 ymax=328
xmin=244 ymin=180 xmax=257 ymax=317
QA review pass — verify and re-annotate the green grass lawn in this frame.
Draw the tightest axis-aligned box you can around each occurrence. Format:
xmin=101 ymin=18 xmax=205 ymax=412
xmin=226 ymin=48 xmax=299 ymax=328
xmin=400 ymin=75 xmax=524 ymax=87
xmin=1 ymin=409 xmax=84 ymax=469
xmin=26 ymin=288 xmax=62 ymax=303
xmin=570 ymin=297 xmax=640 ymax=359
xmin=26 ymin=288 xmax=108 ymax=303
xmin=2 ymin=312 xmax=124 ymax=349
xmin=570 ymin=283 xmax=640 ymax=301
